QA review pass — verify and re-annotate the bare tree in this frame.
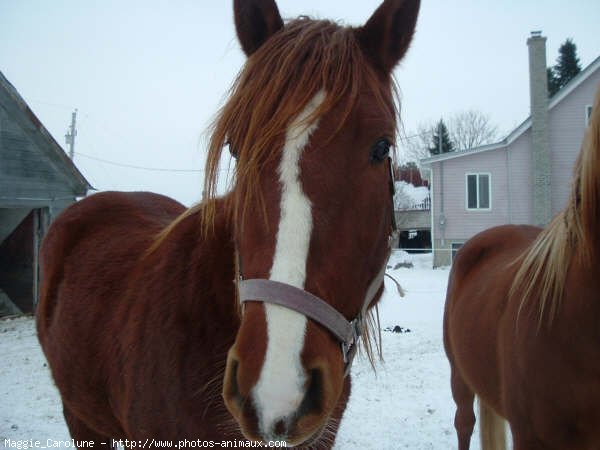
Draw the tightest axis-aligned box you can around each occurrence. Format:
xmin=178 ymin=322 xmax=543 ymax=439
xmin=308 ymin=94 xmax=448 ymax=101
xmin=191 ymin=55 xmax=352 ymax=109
xmin=400 ymin=109 xmax=499 ymax=164
xmin=398 ymin=122 xmax=434 ymax=163
xmin=448 ymin=110 xmax=498 ymax=150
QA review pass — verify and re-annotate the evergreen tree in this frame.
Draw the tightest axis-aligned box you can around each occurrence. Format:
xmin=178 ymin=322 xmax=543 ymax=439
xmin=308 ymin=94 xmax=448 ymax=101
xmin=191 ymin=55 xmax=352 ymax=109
xmin=547 ymin=67 xmax=560 ymax=98
xmin=547 ymin=38 xmax=582 ymax=97
xmin=428 ymin=120 xmax=454 ymax=155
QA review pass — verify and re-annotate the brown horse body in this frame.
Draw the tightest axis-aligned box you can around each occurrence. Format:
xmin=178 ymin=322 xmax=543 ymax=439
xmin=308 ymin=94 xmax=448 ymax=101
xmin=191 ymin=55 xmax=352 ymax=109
xmin=445 ymin=87 xmax=600 ymax=450
xmin=37 ymin=192 xmax=238 ymax=439
xmin=37 ymin=1 xmax=420 ymax=446
xmin=37 ymin=191 xmax=353 ymax=442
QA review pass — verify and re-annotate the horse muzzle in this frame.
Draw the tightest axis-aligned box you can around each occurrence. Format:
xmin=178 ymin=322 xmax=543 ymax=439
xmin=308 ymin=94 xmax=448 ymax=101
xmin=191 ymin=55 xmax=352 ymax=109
xmin=222 ymin=331 xmax=340 ymax=446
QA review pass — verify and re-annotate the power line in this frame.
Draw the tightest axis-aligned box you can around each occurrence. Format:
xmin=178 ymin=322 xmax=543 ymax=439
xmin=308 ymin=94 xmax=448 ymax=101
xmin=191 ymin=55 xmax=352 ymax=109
xmin=28 ymin=98 xmax=74 ymax=110
xmin=400 ymin=129 xmax=434 ymax=141
xmin=74 ymin=151 xmax=230 ymax=173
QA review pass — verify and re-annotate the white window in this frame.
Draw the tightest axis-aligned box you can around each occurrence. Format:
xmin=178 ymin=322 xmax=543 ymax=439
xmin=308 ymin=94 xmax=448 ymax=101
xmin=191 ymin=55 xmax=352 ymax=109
xmin=586 ymin=105 xmax=593 ymax=127
xmin=466 ymin=173 xmax=491 ymax=210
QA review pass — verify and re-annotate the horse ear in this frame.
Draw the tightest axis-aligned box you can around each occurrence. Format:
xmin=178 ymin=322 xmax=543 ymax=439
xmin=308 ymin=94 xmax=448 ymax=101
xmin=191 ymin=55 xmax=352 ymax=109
xmin=234 ymin=0 xmax=284 ymax=56
xmin=356 ymin=0 xmax=420 ymax=74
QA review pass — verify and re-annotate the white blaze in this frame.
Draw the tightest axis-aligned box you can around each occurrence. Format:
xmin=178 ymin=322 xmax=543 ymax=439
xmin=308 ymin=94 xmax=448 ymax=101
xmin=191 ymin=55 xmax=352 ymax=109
xmin=252 ymin=91 xmax=325 ymax=437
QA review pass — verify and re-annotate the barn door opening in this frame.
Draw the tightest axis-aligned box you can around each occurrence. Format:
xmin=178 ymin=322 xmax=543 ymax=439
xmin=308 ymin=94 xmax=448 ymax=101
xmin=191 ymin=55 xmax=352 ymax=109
xmin=0 ymin=208 xmax=48 ymax=316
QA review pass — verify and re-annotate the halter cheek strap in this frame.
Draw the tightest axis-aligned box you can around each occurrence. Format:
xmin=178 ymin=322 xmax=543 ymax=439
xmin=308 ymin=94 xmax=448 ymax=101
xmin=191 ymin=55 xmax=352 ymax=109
xmin=238 ymin=259 xmax=388 ymax=376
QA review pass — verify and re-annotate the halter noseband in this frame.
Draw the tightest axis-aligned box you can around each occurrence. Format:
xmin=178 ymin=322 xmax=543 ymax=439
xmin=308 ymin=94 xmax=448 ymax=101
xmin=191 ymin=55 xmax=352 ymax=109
xmin=238 ymin=260 xmax=388 ymax=376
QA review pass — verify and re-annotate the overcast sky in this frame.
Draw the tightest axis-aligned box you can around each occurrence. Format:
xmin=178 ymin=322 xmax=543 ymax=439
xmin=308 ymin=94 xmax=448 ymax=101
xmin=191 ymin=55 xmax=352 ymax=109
xmin=2 ymin=1 xmax=599 ymax=206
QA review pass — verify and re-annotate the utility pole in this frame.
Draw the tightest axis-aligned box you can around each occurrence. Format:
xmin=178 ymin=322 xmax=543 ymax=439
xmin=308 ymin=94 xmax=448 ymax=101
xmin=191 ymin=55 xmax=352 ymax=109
xmin=438 ymin=121 xmax=442 ymax=155
xmin=438 ymin=121 xmax=445 ymax=247
xmin=65 ymin=109 xmax=77 ymax=160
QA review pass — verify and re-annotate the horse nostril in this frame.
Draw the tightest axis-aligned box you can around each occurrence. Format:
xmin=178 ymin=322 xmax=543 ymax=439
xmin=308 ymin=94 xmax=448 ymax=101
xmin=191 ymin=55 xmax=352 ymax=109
xmin=298 ymin=367 xmax=323 ymax=417
xmin=273 ymin=418 xmax=287 ymax=437
xmin=225 ymin=358 xmax=243 ymax=409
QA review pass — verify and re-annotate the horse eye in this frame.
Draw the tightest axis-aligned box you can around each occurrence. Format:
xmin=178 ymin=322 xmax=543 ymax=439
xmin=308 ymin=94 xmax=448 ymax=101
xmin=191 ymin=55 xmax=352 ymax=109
xmin=371 ymin=138 xmax=392 ymax=163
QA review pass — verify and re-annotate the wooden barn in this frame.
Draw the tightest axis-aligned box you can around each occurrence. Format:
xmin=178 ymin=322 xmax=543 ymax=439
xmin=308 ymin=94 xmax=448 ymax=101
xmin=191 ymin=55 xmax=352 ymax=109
xmin=0 ymin=71 xmax=91 ymax=316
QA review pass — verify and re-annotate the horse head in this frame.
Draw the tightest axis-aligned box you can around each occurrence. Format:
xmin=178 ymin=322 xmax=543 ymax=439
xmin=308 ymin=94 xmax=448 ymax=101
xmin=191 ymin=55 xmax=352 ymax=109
xmin=213 ymin=0 xmax=420 ymax=445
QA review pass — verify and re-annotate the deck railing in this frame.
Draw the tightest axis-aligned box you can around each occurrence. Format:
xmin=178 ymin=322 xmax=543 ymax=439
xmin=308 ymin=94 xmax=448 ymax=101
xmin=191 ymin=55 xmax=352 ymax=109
xmin=396 ymin=195 xmax=431 ymax=211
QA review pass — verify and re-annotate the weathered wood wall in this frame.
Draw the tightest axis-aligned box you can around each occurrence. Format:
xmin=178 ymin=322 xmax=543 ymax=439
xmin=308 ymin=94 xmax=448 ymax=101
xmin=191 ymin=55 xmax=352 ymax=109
xmin=0 ymin=71 xmax=90 ymax=315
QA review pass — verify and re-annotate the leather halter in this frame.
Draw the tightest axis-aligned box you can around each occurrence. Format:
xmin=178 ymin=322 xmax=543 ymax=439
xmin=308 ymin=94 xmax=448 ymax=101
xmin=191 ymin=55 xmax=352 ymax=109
xmin=239 ymin=258 xmax=388 ymax=376
xmin=236 ymin=157 xmax=397 ymax=376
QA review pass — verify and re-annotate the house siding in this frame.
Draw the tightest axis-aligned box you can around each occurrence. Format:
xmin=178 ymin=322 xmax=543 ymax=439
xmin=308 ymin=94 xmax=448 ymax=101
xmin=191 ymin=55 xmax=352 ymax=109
xmin=435 ymin=149 xmax=511 ymax=241
xmin=431 ymin=149 xmax=512 ymax=266
xmin=548 ymin=72 xmax=600 ymax=215
xmin=430 ymin=129 xmax=537 ymax=267
xmin=506 ymin=128 xmax=533 ymax=225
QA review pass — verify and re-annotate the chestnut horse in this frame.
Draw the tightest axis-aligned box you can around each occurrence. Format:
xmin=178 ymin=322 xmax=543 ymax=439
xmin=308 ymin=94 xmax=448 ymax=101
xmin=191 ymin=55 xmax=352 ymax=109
xmin=444 ymin=86 xmax=600 ymax=450
xmin=37 ymin=0 xmax=420 ymax=447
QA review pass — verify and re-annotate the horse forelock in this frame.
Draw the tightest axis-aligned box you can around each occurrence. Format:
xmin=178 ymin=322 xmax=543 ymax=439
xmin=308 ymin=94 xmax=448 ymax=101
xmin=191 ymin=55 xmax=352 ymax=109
xmin=201 ymin=17 xmax=398 ymax=232
xmin=511 ymin=87 xmax=600 ymax=329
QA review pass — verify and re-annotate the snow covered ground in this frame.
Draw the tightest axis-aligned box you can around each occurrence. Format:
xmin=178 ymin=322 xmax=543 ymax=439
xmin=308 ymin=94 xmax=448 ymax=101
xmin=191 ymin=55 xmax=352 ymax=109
xmin=0 ymin=252 xmax=483 ymax=449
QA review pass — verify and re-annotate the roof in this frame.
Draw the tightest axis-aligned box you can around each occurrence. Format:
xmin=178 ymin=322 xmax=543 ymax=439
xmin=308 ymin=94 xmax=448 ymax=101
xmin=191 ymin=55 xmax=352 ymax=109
xmin=0 ymin=71 xmax=92 ymax=195
xmin=420 ymin=54 xmax=600 ymax=166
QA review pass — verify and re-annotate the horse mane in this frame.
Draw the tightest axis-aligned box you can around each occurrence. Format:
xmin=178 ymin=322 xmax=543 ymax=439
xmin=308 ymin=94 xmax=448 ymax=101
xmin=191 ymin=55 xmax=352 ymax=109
xmin=146 ymin=201 xmax=207 ymax=256
xmin=146 ymin=196 xmax=231 ymax=257
xmin=511 ymin=87 xmax=600 ymax=327
xmin=202 ymin=17 xmax=398 ymax=230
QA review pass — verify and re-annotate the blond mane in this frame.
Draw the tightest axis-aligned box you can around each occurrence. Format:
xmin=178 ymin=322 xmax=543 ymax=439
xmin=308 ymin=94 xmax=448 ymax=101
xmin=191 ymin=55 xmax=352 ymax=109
xmin=511 ymin=88 xmax=600 ymax=327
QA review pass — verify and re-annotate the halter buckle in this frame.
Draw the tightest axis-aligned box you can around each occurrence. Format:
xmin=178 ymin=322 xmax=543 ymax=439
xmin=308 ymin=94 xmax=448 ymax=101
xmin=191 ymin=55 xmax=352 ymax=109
xmin=342 ymin=315 xmax=363 ymax=376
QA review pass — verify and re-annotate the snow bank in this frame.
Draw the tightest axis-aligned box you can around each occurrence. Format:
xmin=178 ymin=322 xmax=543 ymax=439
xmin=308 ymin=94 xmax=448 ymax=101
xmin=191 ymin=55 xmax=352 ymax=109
xmin=0 ymin=254 xmax=487 ymax=449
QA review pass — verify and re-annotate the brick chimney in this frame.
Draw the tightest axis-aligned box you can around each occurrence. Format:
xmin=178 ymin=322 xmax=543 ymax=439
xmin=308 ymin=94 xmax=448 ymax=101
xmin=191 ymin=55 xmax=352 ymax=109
xmin=527 ymin=31 xmax=551 ymax=226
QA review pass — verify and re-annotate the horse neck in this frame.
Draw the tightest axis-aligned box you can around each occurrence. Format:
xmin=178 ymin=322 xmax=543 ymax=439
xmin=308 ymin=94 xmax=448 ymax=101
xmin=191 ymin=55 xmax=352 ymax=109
xmin=197 ymin=196 xmax=237 ymax=319
xmin=155 ymin=195 xmax=238 ymax=325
